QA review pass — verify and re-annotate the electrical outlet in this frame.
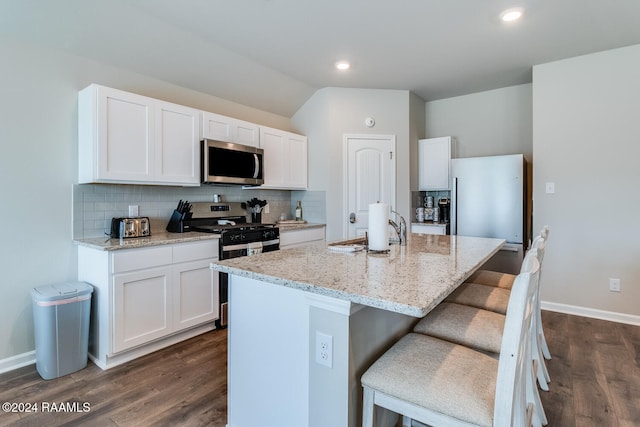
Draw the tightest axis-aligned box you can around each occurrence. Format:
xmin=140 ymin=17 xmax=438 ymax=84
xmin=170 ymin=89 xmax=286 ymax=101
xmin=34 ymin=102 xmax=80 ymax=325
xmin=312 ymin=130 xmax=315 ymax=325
xmin=128 ymin=205 xmax=139 ymax=217
xmin=264 ymin=203 xmax=270 ymax=214
xmin=609 ymin=278 xmax=621 ymax=292
xmin=315 ymin=331 xmax=333 ymax=368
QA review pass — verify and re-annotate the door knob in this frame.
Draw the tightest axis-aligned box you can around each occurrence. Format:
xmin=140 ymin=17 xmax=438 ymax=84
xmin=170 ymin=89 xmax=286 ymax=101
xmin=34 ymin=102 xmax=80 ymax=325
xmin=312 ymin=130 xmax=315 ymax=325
xmin=349 ymin=212 xmax=356 ymax=223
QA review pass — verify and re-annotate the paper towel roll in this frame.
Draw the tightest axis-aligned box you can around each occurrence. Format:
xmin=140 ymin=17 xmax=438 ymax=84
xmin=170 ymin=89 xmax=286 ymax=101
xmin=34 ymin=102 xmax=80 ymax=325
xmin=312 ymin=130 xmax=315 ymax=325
xmin=368 ymin=203 xmax=389 ymax=251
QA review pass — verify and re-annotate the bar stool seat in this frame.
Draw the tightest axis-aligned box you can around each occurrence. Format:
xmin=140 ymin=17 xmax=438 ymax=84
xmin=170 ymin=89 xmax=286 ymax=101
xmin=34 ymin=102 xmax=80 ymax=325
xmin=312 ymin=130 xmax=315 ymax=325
xmin=446 ymin=282 xmax=510 ymax=314
xmin=361 ymin=264 xmax=539 ymax=427
xmin=362 ymin=333 xmax=499 ymax=427
xmin=467 ymin=269 xmax=516 ymax=289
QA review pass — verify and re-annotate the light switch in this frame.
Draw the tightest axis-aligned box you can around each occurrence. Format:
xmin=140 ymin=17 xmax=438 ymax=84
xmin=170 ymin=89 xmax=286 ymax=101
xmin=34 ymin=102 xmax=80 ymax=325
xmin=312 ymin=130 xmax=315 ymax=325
xmin=545 ymin=182 xmax=555 ymax=194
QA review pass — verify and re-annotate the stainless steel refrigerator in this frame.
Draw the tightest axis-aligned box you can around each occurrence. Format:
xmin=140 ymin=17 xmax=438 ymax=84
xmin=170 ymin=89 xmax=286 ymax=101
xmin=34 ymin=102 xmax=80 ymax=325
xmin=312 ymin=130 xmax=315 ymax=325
xmin=451 ymin=154 xmax=527 ymax=273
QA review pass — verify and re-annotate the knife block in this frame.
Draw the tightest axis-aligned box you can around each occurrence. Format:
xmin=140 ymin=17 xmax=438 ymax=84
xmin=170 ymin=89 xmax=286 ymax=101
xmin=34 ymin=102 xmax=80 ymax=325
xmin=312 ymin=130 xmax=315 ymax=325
xmin=166 ymin=210 xmax=192 ymax=233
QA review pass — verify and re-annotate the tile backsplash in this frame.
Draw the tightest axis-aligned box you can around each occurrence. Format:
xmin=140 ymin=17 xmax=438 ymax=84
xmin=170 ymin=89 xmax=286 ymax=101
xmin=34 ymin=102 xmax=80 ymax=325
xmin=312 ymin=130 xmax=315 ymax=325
xmin=73 ymin=184 xmax=326 ymax=239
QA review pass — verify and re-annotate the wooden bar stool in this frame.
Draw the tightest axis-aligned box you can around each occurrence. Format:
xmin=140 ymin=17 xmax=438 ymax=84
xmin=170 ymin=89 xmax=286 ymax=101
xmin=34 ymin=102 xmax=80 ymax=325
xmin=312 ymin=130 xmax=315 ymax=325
xmin=361 ymin=261 xmax=539 ymax=427
xmin=447 ymin=236 xmax=551 ymax=391
xmin=414 ymin=251 xmax=547 ymax=426
xmin=466 ymin=227 xmax=551 ymax=361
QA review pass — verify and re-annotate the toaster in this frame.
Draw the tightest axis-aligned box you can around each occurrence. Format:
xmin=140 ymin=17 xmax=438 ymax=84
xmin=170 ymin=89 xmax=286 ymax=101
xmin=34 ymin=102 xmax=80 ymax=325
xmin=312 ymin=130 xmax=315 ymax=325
xmin=110 ymin=217 xmax=151 ymax=239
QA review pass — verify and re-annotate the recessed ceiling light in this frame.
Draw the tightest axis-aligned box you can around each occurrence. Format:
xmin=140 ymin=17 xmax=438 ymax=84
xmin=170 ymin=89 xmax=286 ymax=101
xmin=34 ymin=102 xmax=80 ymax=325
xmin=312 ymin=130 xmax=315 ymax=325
xmin=335 ymin=61 xmax=350 ymax=71
xmin=500 ymin=7 xmax=524 ymax=22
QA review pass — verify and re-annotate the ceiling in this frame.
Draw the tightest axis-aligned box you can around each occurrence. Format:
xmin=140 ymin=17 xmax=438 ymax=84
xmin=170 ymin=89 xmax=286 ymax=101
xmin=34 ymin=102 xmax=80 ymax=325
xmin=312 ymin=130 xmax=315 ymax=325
xmin=3 ymin=0 xmax=640 ymax=117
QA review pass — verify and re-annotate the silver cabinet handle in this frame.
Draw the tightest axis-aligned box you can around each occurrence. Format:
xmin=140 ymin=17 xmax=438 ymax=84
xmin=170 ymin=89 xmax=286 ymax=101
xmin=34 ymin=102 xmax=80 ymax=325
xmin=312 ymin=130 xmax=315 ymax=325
xmin=349 ymin=212 xmax=356 ymax=223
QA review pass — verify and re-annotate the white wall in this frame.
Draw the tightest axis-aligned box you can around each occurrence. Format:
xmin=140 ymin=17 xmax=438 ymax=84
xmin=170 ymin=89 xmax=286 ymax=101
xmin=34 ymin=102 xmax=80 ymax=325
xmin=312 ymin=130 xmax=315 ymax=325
xmin=533 ymin=44 xmax=640 ymax=320
xmin=292 ymin=88 xmax=415 ymax=241
xmin=0 ymin=37 xmax=293 ymax=363
xmin=425 ymin=84 xmax=533 ymax=162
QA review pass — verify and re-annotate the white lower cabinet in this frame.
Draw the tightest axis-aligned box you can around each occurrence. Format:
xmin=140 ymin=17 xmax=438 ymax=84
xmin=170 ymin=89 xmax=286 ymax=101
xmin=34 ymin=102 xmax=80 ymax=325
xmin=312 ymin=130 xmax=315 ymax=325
xmin=113 ymin=266 xmax=172 ymax=353
xmin=78 ymin=239 xmax=219 ymax=369
xmin=280 ymin=226 xmax=326 ymax=249
xmin=173 ymin=259 xmax=218 ymax=330
xmin=411 ymin=223 xmax=449 ymax=235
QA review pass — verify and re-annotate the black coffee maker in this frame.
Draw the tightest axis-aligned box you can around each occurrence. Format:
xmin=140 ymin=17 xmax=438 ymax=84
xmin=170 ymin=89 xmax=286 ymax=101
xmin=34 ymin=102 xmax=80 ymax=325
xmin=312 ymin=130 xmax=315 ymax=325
xmin=438 ymin=197 xmax=451 ymax=223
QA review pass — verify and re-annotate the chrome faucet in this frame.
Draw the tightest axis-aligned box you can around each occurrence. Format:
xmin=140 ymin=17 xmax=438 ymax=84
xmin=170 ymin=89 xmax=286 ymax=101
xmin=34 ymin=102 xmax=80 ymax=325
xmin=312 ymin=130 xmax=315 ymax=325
xmin=389 ymin=210 xmax=407 ymax=246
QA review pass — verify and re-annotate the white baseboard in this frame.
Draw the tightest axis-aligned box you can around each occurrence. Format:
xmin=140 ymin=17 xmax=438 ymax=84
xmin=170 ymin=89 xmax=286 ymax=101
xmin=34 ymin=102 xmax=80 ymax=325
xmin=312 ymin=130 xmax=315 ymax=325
xmin=541 ymin=301 xmax=640 ymax=326
xmin=0 ymin=351 xmax=35 ymax=375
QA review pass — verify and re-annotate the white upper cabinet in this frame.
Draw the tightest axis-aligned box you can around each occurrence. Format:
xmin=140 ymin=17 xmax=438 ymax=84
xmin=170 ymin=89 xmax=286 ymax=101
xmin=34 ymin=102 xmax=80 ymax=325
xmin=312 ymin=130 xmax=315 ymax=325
xmin=156 ymin=101 xmax=200 ymax=184
xmin=201 ymin=111 xmax=260 ymax=147
xmin=78 ymin=84 xmax=200 ymax=186
xmin=259 ymin=126 xmax=308 ymax=189
xmin=418 ymin=136 xmax=455 ymax=191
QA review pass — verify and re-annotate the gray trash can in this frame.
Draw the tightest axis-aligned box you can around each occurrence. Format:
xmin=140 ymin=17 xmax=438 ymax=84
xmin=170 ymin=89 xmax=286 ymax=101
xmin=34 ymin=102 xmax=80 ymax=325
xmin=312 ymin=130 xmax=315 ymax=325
xmin=31 ymin=281 xmax=93 ymax=380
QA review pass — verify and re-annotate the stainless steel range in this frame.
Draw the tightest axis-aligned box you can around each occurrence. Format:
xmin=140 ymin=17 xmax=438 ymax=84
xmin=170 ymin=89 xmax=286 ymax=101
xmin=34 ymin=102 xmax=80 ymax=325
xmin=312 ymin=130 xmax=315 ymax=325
xmin=189 ymin=202 xmax=279 ymax=328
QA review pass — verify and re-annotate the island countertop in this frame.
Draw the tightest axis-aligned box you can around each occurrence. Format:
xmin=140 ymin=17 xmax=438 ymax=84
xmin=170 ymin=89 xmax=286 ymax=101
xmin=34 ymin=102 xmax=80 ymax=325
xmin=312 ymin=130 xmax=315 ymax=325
xmin=211 ymin=234 xmax=505 ymax=318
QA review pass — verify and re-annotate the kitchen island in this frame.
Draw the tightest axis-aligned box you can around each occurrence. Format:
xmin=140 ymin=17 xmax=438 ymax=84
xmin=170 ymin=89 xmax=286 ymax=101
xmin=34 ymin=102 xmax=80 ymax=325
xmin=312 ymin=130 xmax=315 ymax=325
xmin=211 ymin=234 xmax=504 ymax=427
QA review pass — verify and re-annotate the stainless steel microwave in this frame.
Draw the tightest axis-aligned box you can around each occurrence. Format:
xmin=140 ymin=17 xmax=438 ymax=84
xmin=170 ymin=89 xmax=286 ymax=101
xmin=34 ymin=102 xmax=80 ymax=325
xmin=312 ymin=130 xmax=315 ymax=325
xmin=201 ymin=139 xmax=264 ymax=185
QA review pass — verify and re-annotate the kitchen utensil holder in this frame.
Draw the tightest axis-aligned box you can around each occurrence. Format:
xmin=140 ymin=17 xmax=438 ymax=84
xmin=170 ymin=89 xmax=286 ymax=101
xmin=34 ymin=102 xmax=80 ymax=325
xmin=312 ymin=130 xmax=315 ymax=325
xmin=251 ymin=212 xmax=262 ymax=223
xmin=166 ymin=210 xmax=192 ymax=233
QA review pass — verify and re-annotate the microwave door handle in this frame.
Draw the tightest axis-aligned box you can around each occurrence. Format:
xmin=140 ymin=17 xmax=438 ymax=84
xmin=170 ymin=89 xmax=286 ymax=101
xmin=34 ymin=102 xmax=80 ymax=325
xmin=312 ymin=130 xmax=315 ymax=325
xmin=253 ymin=153 xmax=260 ymax=179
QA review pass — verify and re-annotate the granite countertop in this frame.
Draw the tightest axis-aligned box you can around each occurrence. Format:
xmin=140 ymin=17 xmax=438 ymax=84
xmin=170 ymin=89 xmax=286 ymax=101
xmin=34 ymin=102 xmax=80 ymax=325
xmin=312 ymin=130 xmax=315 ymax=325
xmin=73 ymin=223 xmax=325 ymax=251
xmin=73 ymin=231 xmax=220 ymax=251
xmin=211 ymin=234 xmax=504 ymax=317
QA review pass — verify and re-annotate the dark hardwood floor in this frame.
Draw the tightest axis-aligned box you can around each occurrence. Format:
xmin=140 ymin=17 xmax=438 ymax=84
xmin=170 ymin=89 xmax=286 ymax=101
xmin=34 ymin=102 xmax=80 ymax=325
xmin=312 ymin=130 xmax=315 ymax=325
xmin=0 ymin=311 xmax=638 ymax=426
xmin=0 ymin=329 xmax=227 ymax=427
xmin=539 ymin=311 xmax=640 ymax=427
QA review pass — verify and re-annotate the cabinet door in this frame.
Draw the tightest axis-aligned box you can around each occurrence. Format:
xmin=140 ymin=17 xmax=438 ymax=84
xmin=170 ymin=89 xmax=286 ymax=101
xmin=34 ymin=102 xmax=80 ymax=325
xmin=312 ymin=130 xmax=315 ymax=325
xmin=280 ymin=227 xmax=325 ymax=249
xmin=231 ymin=119 xmax=260 ymax=147
xmin=201 ymin=112 xmax=260 ymax=147
xmin=96 ymin=86 xmax=155 ymax=182
xmin=419 ymin=137 xmax=453 ymax=190
xmin=156 ymin=101 xmax=200 ymax=185
xmin=113 ymin=267 xmax=172 ymax=353
xmin=411 ymin=223 xmax=446 ymax=235
xmin=287 ymin=133 xmax=308 ymax=189
xmin=260 ymin=127 xmax=308 ymax=189
xmin=173 ymin=259 xmax=219 ymax=331
xmin=260 ymin=127 xmax=287 ymax=188
xmin=201 ymin=111 xmax=234 ymax=142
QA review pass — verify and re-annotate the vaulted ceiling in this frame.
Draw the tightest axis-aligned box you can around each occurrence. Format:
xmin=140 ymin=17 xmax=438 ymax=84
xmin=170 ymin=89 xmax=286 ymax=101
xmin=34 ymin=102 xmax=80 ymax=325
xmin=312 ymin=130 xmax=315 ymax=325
xmin=3 ymin=0 xmax=640 ymax=116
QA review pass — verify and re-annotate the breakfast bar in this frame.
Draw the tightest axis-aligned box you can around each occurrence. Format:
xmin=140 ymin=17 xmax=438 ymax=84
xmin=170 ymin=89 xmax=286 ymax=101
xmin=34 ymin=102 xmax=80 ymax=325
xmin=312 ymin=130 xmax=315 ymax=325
xmin=210 ymin=234 xmax=505 ymax=427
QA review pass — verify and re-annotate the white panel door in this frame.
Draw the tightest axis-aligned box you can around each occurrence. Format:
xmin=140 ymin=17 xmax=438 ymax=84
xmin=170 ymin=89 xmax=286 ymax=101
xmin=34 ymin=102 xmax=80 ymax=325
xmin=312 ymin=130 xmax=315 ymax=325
xmin=173 ymin=260 xmax=219 ymax=331
xmin=155 ymin=101 xmax=200 ymax=185
xmin=345 ymin=135 xmax=396 ymax=238
xmin=113 ymin=267 xmax=172 ymax=353
xmin=97 ymin=86 xmax=154 ymax=181
xmin=201 ymin=111 xmax=234 ymax=142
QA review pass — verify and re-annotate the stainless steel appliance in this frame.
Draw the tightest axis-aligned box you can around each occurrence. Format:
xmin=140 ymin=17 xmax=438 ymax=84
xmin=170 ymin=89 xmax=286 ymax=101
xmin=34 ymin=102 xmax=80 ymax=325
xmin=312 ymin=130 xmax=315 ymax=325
xmin=201 ymin=139 xmax=264 ymax=186
xmin=451 ymin=154 xmax=527 ymax=273
xmin=188 ymin=202 xmax=279 ymax=328
xmin=110 ymin=217 xmax=151 ymax=238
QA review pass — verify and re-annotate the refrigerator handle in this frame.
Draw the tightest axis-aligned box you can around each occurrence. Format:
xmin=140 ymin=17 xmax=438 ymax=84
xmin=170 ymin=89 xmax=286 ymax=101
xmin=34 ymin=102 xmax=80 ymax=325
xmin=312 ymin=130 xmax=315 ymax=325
xmin=451 ymin=177 xmax=458 ymax=235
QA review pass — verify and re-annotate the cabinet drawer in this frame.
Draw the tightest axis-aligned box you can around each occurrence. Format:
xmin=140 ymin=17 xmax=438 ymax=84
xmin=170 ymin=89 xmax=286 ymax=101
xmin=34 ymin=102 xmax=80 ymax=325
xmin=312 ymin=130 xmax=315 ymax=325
xmin=280 ymin=227 xmax=325 ymax=248
xmin=112 ymin=246 xmax=173 ymax=273
xmin=411 ymin=223 xmax=447 ymax=235
xmin=173 ymin=240 xmax=219 ymax=263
